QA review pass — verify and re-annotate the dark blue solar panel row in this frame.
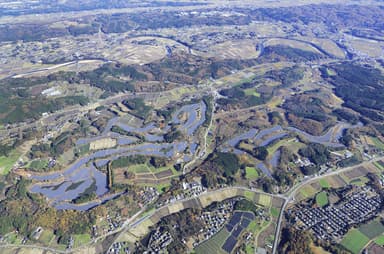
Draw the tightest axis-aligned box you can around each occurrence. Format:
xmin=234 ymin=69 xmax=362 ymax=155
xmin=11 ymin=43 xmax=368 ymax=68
xmin=231 ymin=226 xmax=244 ymax=238
xmin=226 ymin=223 xmax=234 ymax=232
xmin=222 ymin=211 xmax=257 ymax=253
xmin=222 ymin=235 xmax=237 ymax=253
xmin=243 ymin=211 xmax=255 ymax=220
xmin=228 ymin=212 xmax=242 ymax=226
xmin=240 ymin=218 xmax=251 ymax=228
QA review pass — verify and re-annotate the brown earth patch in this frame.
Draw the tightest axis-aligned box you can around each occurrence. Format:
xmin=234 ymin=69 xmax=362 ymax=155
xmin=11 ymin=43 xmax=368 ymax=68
xmin=154 ymin=169 xmax=173 ymax=179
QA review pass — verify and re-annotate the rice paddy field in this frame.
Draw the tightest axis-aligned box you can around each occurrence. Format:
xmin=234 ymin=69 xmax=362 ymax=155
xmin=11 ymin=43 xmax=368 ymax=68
xmin=358 ymin=220 xmax=384 ymax=239
xmin=299 ymin=184 xmax=320 ymax=199
xmin=341 ymin=220 xmax=384 ymax=254
xmin=373 ymin=161 xmax=384 ymax=171
xmin=341 ymin=228 xmax=370 ymax=254
xmin=371 ymin=137 xmax=384 ymax=150
xmin=258 ymin=194 xmax=271 ymax=207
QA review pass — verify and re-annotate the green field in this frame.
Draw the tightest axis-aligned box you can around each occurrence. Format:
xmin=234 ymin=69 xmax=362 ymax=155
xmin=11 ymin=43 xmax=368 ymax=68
xmin=341 ymin=229 xmax=370 ymax=254
xmin=300 ymin=185 xmax=318 ymax=198
xmin=0 ymin=150 xmax=20 ymax=175
xmin=39 ymin=230 xmax=54 ymax=245
xmin=245 ymin=244 xmax=254 ymax=254
xmin=374 ymin=235 xmax=384 ymax=245
xmin=319 ymin=179 xmax=330 ymax=188
xmin=247 ymin=220 xmax=258 ymax=232
xmin=359 ymin=220 xmax=384 ymax=239
xmin=73 ymin=234 xmax=91 ymax=248
xmin=315 ymin=191 xmax=328 ymax=207
xmin=245 ymin=167 xmax=259 ymax=179
xmin=4 ymin=232 xmax=22 ymax=244
xmin=258 ymin=194 xmax=271 ymax=207
xmin=244 ymin=87 xmax=260 ymax=97
xmin=371 ymin=137 xmax=384 ymax=150
xmin=195 ymin=228 xmax=229 ymax=254
xmin=29 ymin=159 xmax=48 ymax=170
xmin=155 ymin=182 xmax=171 ymax=193
xmin=270 ymin=207 xmax=280 ymax=218
xmin=244 ymin=190 xmax=256 ymax=201
xmin=350 ymin=176 xmax=370 ymax=186
xmin=373 ymin=161 xmax=384 ymax=171
xmin=129 ymin=164 xmax=151 ymax=173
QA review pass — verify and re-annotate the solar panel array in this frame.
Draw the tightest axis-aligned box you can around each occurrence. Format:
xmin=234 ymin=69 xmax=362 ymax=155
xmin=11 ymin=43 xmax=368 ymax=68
xmin=222 ymin=211 xmax=255 ymax=253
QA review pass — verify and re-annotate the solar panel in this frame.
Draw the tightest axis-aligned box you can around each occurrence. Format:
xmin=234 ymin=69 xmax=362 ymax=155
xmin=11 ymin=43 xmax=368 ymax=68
xmin=222 ymin=236 xmax=237 ymax=253
xmin=232 ymin=225 xmax=244 ymax=238
xmin=227 ymin=212 xmax=242 ymax=226
xmin=240 ymin=218 xmax=251 ymax=228
xmin=243 ymin=212 xmax=255 ymax=220
xmin=226 ymin=224 xmax=234 ymax=232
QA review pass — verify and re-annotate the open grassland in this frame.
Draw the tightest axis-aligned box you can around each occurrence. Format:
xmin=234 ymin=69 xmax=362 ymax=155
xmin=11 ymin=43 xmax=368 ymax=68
xmin=341 ymin=229 xmax=370 ymax=254
xmin=4 ymin=232 xmax=22 ymax=244
xmin=73 ymin=234 xmax=91 ymax=248
xmin=129 ymin=164 xmax=151 ymax=173
xmin=0 ymin=150 xmax=20 ymax=175
xmin=38 ymin=229 xmax=55 ymax=246
xmin=244 ymin=87 xmax=260 ymax=97
xmin=266 ymin=138 xmax=301 ymax=155
xmin=245 ymin=167 xmax=259 ymax=179
xmin=270 ymin=207 xmax=280 ymax=218
xmin=29 ymin=159 xmax=48 ymax=171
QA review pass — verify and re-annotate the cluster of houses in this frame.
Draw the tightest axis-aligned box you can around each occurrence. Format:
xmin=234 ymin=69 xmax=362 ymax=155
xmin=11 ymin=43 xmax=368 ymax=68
xmin=107 ymin=241 xmax=130 ymax=254
xmin=146 ymin=228 xmax=173 ymax=253
xmin=106 ymin=214 xmax=123 ymax=233
xmin=292 ymin=187 xmax=382 ymax=241
xmin=199 ymin=200 xmax=235 ymax=240
xmin=156 ymin=180 xmax=207 ymax=208
xmin=181 ymin=180 xmax=207 ymax=198
xmin=138 ymin=187 xmax=159 ymax=207
xmin=192 ymin=200 xmax=236 ymax=247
